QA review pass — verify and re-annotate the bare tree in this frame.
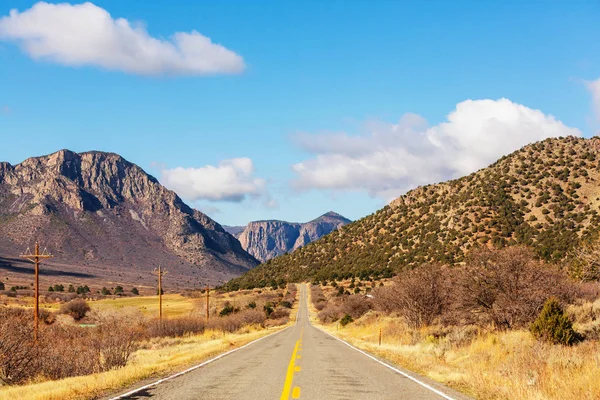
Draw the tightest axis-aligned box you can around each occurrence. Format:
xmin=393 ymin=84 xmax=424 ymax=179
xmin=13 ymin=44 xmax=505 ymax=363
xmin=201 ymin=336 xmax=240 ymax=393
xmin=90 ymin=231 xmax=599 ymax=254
xmin=374 ymin=264 xmax=448 ymax=328
xmin=457 ymin=246 xmax=576 ymax=329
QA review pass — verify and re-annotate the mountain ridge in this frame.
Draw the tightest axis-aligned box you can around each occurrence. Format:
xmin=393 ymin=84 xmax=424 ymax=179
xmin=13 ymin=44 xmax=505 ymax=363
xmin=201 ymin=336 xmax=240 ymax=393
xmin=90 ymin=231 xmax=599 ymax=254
xmin=225 ymin=136 xmax=600 ymax=289
xmin=0 ymin=149 xmax=258 ymax=287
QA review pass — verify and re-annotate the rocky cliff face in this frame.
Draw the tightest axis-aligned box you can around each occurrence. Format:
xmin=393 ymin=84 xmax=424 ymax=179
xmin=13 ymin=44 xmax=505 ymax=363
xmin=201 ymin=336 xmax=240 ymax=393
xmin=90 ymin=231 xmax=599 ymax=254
xmin=231 ymin=212 xmax=351 ymax=262
xmin=0 ymin=150 xmax=258 ymax=286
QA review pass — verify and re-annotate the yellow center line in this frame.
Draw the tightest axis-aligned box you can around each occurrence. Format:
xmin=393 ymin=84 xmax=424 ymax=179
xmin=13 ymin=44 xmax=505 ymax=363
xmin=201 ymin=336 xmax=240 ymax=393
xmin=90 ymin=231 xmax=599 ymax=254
xmin=280 ymin=338 xmax=302 ymax=400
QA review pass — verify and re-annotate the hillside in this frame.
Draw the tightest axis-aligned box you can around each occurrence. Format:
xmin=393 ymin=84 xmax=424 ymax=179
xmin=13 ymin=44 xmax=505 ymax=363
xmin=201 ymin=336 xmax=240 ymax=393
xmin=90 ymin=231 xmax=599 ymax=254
xmin=225 ymin=136 xmax=600 ymax=289
xmin=226 ymin=212 xmax=351 ymax=262
xmin=0 ymin=150 xmax=258 ymax=287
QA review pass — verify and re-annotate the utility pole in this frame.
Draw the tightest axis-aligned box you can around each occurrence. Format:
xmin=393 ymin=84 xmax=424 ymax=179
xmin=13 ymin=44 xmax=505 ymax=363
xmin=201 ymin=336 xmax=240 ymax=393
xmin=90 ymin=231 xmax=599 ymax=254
xmin=152 ymin=266 xmax=168 ymax=321
xmin=20 ymin=242 xmax=53 ymax=342
xmin=205 ymin=285 xmax=210 ymax=320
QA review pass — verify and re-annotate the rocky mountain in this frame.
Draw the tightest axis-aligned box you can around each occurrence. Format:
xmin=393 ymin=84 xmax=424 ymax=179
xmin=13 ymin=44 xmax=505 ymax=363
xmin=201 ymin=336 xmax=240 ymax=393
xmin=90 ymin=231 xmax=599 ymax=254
xmin=225 ymin=136 xmax=600 ymax=290
xmin=0 ymin=150 xmax=258 ymax=287
xmin=224 ymin=212 xmax=351 ymax=262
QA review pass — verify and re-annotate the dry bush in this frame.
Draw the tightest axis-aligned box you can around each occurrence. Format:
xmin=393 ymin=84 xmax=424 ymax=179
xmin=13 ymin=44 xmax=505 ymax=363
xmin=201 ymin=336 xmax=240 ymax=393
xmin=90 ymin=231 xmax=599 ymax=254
xmin=318 ymin=295 xmax=372 ymax=323
xmin=208 ymin=309 xmax=267 ymax=332
xmin=38 ymin=325 xmax=98 ymax=379
xmin=269 ymin=308 xmax=290 ymax=320
xmin=60 ymin=299 xmax=91 ymax=321
xmin=144 ymin=317 xmax=206 ymax=339
xmin=310 ymin=285 xmax=327 ymax=311
xmin=373 ymin=264 xmax=448 ymax=328
xmin=93 ymin=316 xmax=139 ymax=371
xmin=0 ymin=307 xmax=39 ymax=384
xmin=456 ymin=246 xmax=578 ymax=329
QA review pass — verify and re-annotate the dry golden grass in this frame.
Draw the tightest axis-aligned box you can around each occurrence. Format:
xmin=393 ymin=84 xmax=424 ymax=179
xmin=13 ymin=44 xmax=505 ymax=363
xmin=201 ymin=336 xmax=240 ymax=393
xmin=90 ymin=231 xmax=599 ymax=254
xmin=2 ymin=287 xmax=285 ymax=319
xmin=0 ymin=285 xmax=299 ymax=400
xmin=317 ymin=313 xmax=600 ymax=400
xmin=0 ymin=326 xmax=286 ymax=400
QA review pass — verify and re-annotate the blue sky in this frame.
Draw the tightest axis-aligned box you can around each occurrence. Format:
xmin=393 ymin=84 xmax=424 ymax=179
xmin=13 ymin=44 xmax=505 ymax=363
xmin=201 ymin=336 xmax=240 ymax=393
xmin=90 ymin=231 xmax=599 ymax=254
xmin=0 ymin=1 xmax=599 ymax=226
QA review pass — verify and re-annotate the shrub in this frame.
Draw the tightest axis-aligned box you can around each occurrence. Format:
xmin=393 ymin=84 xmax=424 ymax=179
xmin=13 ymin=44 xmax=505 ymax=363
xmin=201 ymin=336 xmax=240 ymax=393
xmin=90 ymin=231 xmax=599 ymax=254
xmin=374 ymin=264 xmax=447 ymax=328
xmin=0 ymin=282 xmax=4 ymax=290
xmin=340 ymin=314 xmax=354 ymax=327
xmin=263 ymin=304 xmax=274 ymax=316
xmin=269 ymin=308 xmax=290 ymax=320
xmin=530 ymin=298 xmax=580 ymax=345
xmin=0 ymin=308 xmax=39 ymax=384
xmin=280 ymin=301 xmax=292 ymax=309
xmin=101 ymin=287 xmax=111 ymax=296
xmin=145 ymin=317 xmax=205 ymax=338
xmin=219 ymin=302 xmax=237 ymax=317
xmin=247 ymin=301 xmax=257 ymax=309
xmin=60 ymin=299 xmax=91 ymax=321
xmin=93 ymin=316 xmax=139 ymax=371
xmin=131 ymin=287 xmax=139 ymax=295
xmin=457 ymin=246 xmax=577 ymax=329
xmin=68 ymin=284 xmax=75 ymax=293
xmin=114 ymin=286 xmax=124 ymax=295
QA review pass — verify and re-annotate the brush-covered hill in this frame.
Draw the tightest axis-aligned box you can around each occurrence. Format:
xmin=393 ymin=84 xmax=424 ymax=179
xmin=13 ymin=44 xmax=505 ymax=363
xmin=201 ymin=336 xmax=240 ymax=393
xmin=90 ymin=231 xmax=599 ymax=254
xmin=225 ymin=136 xmax=600 ymax=290
xmin=225 ymin=212 xmax=351 ymax=262
xmin=0 ymin=150 xmax=258 ymax=287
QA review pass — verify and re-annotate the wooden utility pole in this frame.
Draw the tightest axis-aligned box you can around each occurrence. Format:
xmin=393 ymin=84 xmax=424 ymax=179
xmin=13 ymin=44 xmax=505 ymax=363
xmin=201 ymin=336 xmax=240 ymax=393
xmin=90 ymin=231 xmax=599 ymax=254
xmin=20 ymin=242 xmax=53 ymax=342
xmin=152 ymin=266 xmax=168 ymax=321
xmin=205 ymin=285 xmax=210 ymax=320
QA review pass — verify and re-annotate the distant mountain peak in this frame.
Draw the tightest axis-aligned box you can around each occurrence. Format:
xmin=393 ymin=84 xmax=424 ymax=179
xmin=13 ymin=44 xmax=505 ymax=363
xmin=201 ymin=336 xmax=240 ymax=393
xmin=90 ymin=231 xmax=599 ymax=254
xmin=234 ymin=212 xmax=351 ymax=262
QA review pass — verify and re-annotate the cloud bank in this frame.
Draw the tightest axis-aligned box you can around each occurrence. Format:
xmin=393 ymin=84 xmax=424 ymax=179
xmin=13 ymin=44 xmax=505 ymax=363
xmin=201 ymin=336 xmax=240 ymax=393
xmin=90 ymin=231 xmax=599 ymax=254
xmin=292 ymin=98 xmax=581 ymax=201
xmin=161 ymin=158 xmax=271 ymax=204
xmin=0 ymin=2 xmax=245 ymax=76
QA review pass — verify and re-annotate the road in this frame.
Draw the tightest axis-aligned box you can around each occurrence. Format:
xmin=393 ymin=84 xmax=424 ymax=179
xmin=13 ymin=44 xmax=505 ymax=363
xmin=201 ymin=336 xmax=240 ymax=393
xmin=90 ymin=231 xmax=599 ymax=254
xmin=114 ymin=284 xmax=469 ymax=400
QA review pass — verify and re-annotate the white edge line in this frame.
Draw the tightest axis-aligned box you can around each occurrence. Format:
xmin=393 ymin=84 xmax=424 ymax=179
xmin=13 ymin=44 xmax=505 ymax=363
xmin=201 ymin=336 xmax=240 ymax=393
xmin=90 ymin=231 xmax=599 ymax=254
xmin=109 ymin=324 xmax=294 ymax=400
xmin=313 ymin=325 xmax=458 ymax=400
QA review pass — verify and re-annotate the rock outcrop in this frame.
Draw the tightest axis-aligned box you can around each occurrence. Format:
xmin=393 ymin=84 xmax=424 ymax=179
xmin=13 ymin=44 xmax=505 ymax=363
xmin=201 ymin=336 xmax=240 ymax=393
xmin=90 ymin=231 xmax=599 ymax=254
xmin=0 ymin=150 xmax=258 ymax=286
xmin=229 ymin=212 xmax=351 ymax=262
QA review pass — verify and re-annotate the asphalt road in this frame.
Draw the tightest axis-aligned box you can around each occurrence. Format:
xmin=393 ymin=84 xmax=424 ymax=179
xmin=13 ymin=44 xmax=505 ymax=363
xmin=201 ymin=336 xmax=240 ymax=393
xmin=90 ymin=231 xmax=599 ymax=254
xmin=115 ymin=284 xmax=469 ymax=400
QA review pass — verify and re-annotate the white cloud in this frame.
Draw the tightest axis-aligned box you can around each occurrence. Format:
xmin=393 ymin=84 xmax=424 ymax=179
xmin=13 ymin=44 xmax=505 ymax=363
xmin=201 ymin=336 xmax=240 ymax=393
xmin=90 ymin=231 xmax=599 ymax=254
xmin=587 ymin=78 xmax=600 ymax=121
xmin=161 ymin=158 xmax=269 ymax=203
xmin=0 ymin=2 xmax=245 ymax=76
xmin=292 ymin=98 xmax=581 ymax=201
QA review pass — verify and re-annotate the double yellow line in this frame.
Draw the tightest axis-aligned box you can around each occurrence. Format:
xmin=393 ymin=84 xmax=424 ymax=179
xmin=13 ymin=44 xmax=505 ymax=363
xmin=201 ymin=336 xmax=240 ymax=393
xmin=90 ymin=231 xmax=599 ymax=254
xmin=280 ymin=328 xmax=303 ymax=399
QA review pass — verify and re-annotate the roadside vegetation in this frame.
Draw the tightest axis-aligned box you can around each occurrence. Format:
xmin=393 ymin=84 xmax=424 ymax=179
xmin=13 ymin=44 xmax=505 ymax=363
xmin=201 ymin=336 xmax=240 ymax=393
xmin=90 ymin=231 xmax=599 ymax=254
xmin=0 ymin=285 xmax=298 ymax=399
xmin=309 ymin=246 xmax=600 ymax=400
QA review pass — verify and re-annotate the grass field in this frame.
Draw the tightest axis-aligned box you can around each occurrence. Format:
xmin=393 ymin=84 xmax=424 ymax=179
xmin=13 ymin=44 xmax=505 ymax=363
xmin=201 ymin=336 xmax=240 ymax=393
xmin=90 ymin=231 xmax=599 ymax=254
xmin=2 ymin=288 xmax=281 ymax=319
xmin=317 ymin=313 xmax=600 ymax=400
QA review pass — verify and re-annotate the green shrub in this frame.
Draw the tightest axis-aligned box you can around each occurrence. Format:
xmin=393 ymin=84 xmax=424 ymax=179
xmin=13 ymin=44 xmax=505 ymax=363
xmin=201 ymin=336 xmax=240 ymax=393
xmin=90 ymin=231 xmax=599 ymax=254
xmin=219 ymin=302 xmax=236 ymax=317
xmin=247 ymin=301 xmax=257 ymax=309
xmin=263 ymin=304 xmax=274 ymax=316
xmin=280 ymin=301 xmax=292 ymax=309
xmin=530 ymin=298 xmax=580 ymax=345
xmin=0 ymin=282 xmax=4 ymax=291
xmin=340 ymin=314 xmax=354 ymax=327
xmin=131 ymin=287 xmax=139 ymax=295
